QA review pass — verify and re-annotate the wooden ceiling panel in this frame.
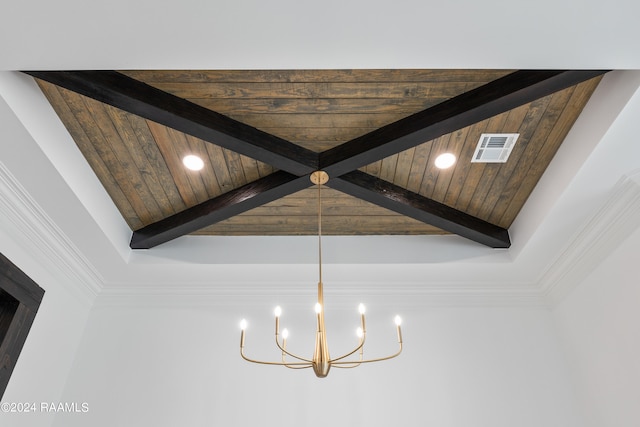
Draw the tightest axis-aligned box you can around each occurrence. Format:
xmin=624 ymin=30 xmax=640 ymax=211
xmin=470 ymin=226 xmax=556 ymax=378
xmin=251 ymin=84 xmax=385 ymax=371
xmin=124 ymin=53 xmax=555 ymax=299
xmin=254 ymin=127 xmax=379 ymax=152
xmin=361 ymin=77 xmax=601 ymax=228
xmin=196 ymin=188 xmax=446 ymax=235
xmin=37 ymin=80 xmax=276 ymax=230
xmin=33 ymin=70 xmax=603 ymax=242
xmin=122 ymin=69 xmax=513 ymax=152
xmin=120 ymin=69 xmax=513 ymax=84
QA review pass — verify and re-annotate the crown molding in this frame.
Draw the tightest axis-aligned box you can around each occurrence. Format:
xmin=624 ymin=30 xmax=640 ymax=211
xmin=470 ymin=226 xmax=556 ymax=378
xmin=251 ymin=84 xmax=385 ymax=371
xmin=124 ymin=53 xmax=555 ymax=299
xmin=538 ymin=170 xmax=640 ymax=306
xmin=0 ymin=161 xmax=104 ymax=304
xmin=2 ymin=156 xmax=638 ymax=310
xmin=94 ymin=169 xmax=640 ymax=309
xmin=92 ymin=281 xmax=545 ymax=309
xmin=0 ymin=157 xmax=544 ymax=309
xmin=3 ymin=151 xmax=638 ymax=310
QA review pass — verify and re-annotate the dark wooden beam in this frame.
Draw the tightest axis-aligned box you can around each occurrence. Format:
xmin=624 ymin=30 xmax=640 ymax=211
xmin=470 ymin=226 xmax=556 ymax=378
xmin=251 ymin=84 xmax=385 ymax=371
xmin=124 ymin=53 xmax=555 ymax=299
xmin=24 ymin=71 xmax=318 ymax=176
xmin=319 ymin=70 xmax=609 ymax=176
xmin=329 ymin=171 xmax=511 ymax=248
xmin=27 ymin=70 xmax=606 ymax=249
xmin=131 ymin=171 xmax=311 ymax=249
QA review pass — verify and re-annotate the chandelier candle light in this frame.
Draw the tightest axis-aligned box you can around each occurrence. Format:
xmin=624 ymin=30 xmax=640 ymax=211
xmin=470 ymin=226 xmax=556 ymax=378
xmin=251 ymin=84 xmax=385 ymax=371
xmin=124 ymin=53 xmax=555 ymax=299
xmin=239 ymin=171 xmax=403 ymax=378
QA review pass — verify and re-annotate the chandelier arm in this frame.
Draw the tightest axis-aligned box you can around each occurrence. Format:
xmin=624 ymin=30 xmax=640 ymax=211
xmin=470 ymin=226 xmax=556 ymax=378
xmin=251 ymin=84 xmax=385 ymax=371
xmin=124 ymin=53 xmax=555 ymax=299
xmin=240 ymin=340 xmax=309 ymax=366
xmin=330 ymin=351 xmax=364 ymax=369
xmin=331 ymin=362 xmax=362 ymax=369
xmin=283 ymin=364 xmax=314 ymax=370
xmin=329 ymin=334 xmax=366 ymax=363
xmin=331 ymin=342 xmax=402 ymax=365
xmin=274 ymin=337 xmax=314 ymax=363
xmin=240 ymin=346 xmax=313 ymax=366
xmin=282 ymin=353 xmax=313 ymax=369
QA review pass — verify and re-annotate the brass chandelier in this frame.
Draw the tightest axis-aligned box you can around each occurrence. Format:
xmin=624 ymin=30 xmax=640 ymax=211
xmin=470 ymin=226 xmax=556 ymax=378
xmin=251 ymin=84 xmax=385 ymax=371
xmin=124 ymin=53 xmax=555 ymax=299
xmin=239 ymin=171 xmax=403 ymax=378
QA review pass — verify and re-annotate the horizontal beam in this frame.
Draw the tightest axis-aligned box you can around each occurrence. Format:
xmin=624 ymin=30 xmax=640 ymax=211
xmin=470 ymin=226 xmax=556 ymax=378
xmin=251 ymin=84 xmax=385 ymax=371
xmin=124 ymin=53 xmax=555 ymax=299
xmin=329 ymin=171 xmax=511 ymax=248
xmin=131 ymin=172 xmax=311 ymax=249
xmin=24 ymin=71 xmax=318 ymax=175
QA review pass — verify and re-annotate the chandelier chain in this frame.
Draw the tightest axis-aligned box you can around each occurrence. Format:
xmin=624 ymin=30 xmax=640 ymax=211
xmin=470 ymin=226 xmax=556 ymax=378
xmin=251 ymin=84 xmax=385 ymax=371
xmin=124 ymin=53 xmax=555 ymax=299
xmin=318 ymin=176 xmax=322 ymax=284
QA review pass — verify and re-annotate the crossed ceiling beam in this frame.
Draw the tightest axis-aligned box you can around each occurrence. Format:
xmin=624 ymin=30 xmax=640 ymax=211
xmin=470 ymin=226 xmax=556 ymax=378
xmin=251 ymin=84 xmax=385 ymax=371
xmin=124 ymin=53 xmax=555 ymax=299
xmin=25 ymin=69 xmax=608 ymax=249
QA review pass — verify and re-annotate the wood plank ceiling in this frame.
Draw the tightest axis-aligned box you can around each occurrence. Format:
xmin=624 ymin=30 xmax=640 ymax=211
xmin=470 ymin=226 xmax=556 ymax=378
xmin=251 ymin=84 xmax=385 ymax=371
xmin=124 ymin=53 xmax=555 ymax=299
xmin=30 ymin=70 xmax=604 ymax=248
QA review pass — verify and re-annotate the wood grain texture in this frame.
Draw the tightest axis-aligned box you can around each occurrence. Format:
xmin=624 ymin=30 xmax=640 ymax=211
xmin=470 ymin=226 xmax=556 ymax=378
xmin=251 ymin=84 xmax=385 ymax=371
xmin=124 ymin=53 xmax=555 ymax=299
xmin=130 ymin=172 xmax=311 ymax=248
xmin=0 ymin=305 xmax=37 ymax=399
xmin=329 ymin=171 xmax=510 ymax=248
xmin=197 ymin=188 xmax=445 ymax=235
xmin=319 ymin=70 xmax=607 ymax=177
xmin=38 ymin=82 xmax=145 ymax=228
xmin=198 ymin=215 xmax=446 ymax=235
xmin=364 ymin=77 xmax=602 ymax=229
xmin=35 ymin=70 xmax=603 ymax=238
xmin=28 ymin=70 xmax=318 ymax=175
xmin=136 ymin=82 xmax=485 ymax=100
xmin=121 ymin=69 xmax=514 ymax=83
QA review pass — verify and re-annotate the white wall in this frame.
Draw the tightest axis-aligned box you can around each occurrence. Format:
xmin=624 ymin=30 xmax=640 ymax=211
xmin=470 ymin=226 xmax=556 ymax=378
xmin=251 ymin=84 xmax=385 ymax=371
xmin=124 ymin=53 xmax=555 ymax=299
xmin=0 ymin=233 xmax=92 ymax=427
xmin=3 ymin=0 xmax=640 ymax=70
xmin=53 ymin=301 xmax=583 ymax=427
xmin=0 ymin=87 xmax=95 ymax=427
xmin=553 ymin=226 xmax=640 ymax=427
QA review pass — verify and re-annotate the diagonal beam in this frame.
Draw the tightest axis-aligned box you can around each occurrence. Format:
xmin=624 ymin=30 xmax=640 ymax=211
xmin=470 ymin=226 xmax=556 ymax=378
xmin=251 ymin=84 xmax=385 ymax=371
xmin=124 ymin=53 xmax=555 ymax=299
xmin=319 ymin=70 xmax=609 ymax=176
xmin=329 ymin=171 xmax=511 ymax=248
xmin=130 ymin=171 xmax=311 ymax=249
xmin=24 ymin=70 xmax=318 ymax=175
xmin=26 ymin=69 xmax=607 ymax=249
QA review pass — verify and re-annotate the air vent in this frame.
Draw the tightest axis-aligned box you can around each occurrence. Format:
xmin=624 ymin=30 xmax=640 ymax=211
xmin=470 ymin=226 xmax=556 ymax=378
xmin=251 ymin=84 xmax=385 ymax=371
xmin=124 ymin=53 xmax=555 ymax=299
xmin=471 ymin=133 xmax=519 ymax=163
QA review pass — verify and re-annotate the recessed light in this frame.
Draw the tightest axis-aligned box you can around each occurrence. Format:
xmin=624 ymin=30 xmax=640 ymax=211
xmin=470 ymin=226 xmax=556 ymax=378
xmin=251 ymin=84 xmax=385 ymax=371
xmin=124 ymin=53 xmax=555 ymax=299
xmin=182 ymin=155 xmax=204 ymax=171
xmin=434 ymin=153 xmax=456 ymax=169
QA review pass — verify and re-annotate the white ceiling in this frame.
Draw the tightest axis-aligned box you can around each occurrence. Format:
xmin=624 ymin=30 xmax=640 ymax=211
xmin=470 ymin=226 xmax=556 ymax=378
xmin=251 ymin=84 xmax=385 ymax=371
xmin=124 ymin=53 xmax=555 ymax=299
xmin=1 ymin=0 xmax=640 ymax=305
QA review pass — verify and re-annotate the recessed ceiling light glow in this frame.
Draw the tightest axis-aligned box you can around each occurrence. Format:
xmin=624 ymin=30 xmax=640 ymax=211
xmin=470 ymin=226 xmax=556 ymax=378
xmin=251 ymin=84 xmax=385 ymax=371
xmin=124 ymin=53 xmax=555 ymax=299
xmin=182 ymin=155 xmax=204 ymax=171
xmin=434 ymin=153 xmax=456 ymax=169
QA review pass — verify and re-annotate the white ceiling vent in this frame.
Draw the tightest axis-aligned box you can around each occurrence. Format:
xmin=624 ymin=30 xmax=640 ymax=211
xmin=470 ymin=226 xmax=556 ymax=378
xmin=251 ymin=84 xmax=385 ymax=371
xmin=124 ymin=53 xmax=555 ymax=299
xmin=471 ymin=133 xmax=519 ymax=163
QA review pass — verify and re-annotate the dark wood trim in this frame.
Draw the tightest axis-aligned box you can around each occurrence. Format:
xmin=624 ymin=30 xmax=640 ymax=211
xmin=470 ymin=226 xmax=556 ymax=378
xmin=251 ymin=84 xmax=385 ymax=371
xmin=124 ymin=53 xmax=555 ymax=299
xmin=131 ymin=171 xmax=312 ymax=249
xmin=319 ymin=70 xmax=609 ymax=176
xmin=329 ymin=171 xmax=511 ymax=248
xmin=0 ymin=253 xmax=45 ymax=399
xmin=0 ymin=295 xmax=19 ymax=344
xmin=24 ymin=71 xmax=318 ymax=176
xmin=0 ymin=255 xmax=44 ymax=311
